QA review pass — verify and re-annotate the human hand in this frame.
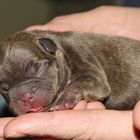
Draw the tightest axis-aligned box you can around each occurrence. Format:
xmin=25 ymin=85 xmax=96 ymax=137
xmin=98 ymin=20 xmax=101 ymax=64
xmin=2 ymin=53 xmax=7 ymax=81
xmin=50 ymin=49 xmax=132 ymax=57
xmin=1 ymin=101 xmax=139 ymax=140
xmin=0 ymin=101 xmax=103 ymax=140
xmin=26 ymin=6 xmax=140 ymax=41
xmin=0 ymin=101 xmax=105 ymax=140
xmin=0 ymin=101 xmax=104 ymax=140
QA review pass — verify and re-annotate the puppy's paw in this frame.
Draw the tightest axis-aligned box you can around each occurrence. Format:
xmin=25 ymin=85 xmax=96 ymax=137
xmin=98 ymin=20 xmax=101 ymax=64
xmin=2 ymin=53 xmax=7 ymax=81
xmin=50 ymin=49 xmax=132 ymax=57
xmin=49 ymin=94 xmax=80 ymax=111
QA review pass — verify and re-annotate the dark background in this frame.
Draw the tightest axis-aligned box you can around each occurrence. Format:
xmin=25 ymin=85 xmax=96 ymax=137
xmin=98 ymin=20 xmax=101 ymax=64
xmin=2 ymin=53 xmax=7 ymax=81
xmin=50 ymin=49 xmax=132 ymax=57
xmin=0 ymin=0 xmax=135 ymax=40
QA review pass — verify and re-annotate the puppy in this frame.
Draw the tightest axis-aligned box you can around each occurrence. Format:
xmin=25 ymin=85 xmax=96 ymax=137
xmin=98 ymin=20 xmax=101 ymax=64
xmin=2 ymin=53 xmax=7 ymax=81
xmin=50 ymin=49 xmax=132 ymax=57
xmin=0 ymin=30 xmax=140 ymax=115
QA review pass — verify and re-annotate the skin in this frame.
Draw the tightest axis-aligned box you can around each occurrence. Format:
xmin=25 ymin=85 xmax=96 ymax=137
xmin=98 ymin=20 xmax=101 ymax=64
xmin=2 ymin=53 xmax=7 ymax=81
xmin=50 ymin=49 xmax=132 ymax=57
xmin=1 ymin=5 xmax=140 ymax=140
xmin=133 ymin=101 xmax=140 ymax=131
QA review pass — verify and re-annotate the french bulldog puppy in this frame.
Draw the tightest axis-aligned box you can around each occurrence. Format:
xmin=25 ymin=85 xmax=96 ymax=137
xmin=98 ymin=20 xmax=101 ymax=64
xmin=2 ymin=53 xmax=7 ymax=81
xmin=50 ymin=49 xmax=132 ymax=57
xmin=0 ymin=30 xmax=140 ymax=115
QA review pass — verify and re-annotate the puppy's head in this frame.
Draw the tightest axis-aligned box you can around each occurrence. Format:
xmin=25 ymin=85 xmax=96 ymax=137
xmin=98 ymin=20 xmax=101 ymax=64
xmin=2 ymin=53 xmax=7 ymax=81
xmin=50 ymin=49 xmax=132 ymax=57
xmin=0 ymin=31 xmax=68 ymax=115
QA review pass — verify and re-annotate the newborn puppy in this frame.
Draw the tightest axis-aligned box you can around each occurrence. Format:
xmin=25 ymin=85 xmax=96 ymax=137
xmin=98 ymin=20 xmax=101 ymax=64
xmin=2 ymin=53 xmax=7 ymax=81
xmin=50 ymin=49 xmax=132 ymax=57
xmin=0 ymin=30 xmax=140 ymax=115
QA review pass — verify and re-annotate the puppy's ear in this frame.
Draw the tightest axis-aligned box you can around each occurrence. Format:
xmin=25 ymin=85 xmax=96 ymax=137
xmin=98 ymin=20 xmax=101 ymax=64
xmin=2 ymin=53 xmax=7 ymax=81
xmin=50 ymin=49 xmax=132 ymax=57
xmin=39 ymin=38 xmax=57 ymax=55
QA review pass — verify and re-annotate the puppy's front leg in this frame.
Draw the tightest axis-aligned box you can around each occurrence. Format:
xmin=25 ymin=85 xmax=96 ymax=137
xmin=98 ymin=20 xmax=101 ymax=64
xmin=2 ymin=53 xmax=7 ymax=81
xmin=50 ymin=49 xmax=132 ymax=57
xmin=49 ymin=74 xmax=110 ymax=111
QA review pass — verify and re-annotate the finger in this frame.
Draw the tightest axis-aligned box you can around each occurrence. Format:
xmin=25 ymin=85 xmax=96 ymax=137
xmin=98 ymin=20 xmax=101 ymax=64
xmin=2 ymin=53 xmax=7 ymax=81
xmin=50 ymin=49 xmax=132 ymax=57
xmin=25 ymin=25 xmax=49 ymax=31
xmin=4 ymin=111 xmax=93 ymax=139
xmin=2 ymin=119 xmax=55 ymax=140
xmin=73 ymin=101 xmax=106 ymax=110
xmin=25 ymin=22 xmax=71 ymax=32
xmin=4 ymin=110 xmax=136 ymax=140
xmin=0 ymin=118 xmax=13 ymax=138
xmin=133 ymin=100 xmax=140 ymax=130
xmin=87 ymin=101 xmax=106 ymax=110
xmin=73 ymin=100 xmax=87 ymax=110
xmin=25 ymin=13 xmax=84 ymax=32
xmin=25 ymin=15 xmax=71 ymax=31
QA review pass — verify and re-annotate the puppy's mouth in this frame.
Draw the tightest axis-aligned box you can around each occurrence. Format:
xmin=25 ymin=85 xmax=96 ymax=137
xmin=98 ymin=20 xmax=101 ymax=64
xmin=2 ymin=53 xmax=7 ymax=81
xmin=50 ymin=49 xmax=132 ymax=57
xmin=11 ymin=90 xmax=57 ymax=115
xmin=18 ymin=94 xmax=61 ymax=114
xmin=26 ymin=105 xmax=51 ymax=113
xmin=27 ymin=106 xmax=44 ymax=113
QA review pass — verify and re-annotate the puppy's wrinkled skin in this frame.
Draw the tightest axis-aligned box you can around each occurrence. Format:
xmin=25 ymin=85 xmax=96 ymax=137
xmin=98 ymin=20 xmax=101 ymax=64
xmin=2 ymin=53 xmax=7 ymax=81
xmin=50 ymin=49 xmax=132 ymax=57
xmin=0 ymin=30 xmax=140 ymax=115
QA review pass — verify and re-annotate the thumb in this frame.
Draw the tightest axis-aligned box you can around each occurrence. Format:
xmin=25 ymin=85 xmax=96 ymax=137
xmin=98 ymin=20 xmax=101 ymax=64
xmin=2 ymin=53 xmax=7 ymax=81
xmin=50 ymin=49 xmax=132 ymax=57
xmin=0 ymin=118 xmax=13 ymax=138
xmin=4 ymin=110 xmax=134 ymax=140
xmin=4 ymin=110 xmax=94 ymax=139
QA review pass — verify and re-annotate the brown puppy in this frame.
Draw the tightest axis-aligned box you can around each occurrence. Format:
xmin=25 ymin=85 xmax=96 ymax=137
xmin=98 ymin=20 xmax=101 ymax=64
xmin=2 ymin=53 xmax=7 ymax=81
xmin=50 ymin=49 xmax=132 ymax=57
xmin=0 ymin=30 xmax=140 ymax=115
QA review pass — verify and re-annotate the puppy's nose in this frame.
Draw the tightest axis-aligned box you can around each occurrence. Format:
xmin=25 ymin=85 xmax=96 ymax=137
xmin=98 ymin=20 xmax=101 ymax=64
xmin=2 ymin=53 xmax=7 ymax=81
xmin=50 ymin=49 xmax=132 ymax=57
xmin=20 ymin=92 xmax=34 ymax=103
xmin=10 ymin=80 xmax=52 ymax=114
xmin=19 ymin=91 xmax=43 ymax=107
xmin=17 ymin=92 xmax=45 ymax=113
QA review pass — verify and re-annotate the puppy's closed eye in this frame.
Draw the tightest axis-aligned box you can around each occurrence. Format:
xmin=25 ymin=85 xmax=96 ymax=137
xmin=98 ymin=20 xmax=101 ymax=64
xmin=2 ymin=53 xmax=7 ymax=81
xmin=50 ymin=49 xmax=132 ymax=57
xmin=25 ymin=59 xmax=50 ymax=78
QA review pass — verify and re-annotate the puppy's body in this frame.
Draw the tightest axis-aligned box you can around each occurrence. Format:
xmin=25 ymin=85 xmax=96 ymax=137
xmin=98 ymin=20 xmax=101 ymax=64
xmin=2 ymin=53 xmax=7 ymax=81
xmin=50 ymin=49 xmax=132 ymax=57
xmin=0 ymin=30 xmax=140 ymax=115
